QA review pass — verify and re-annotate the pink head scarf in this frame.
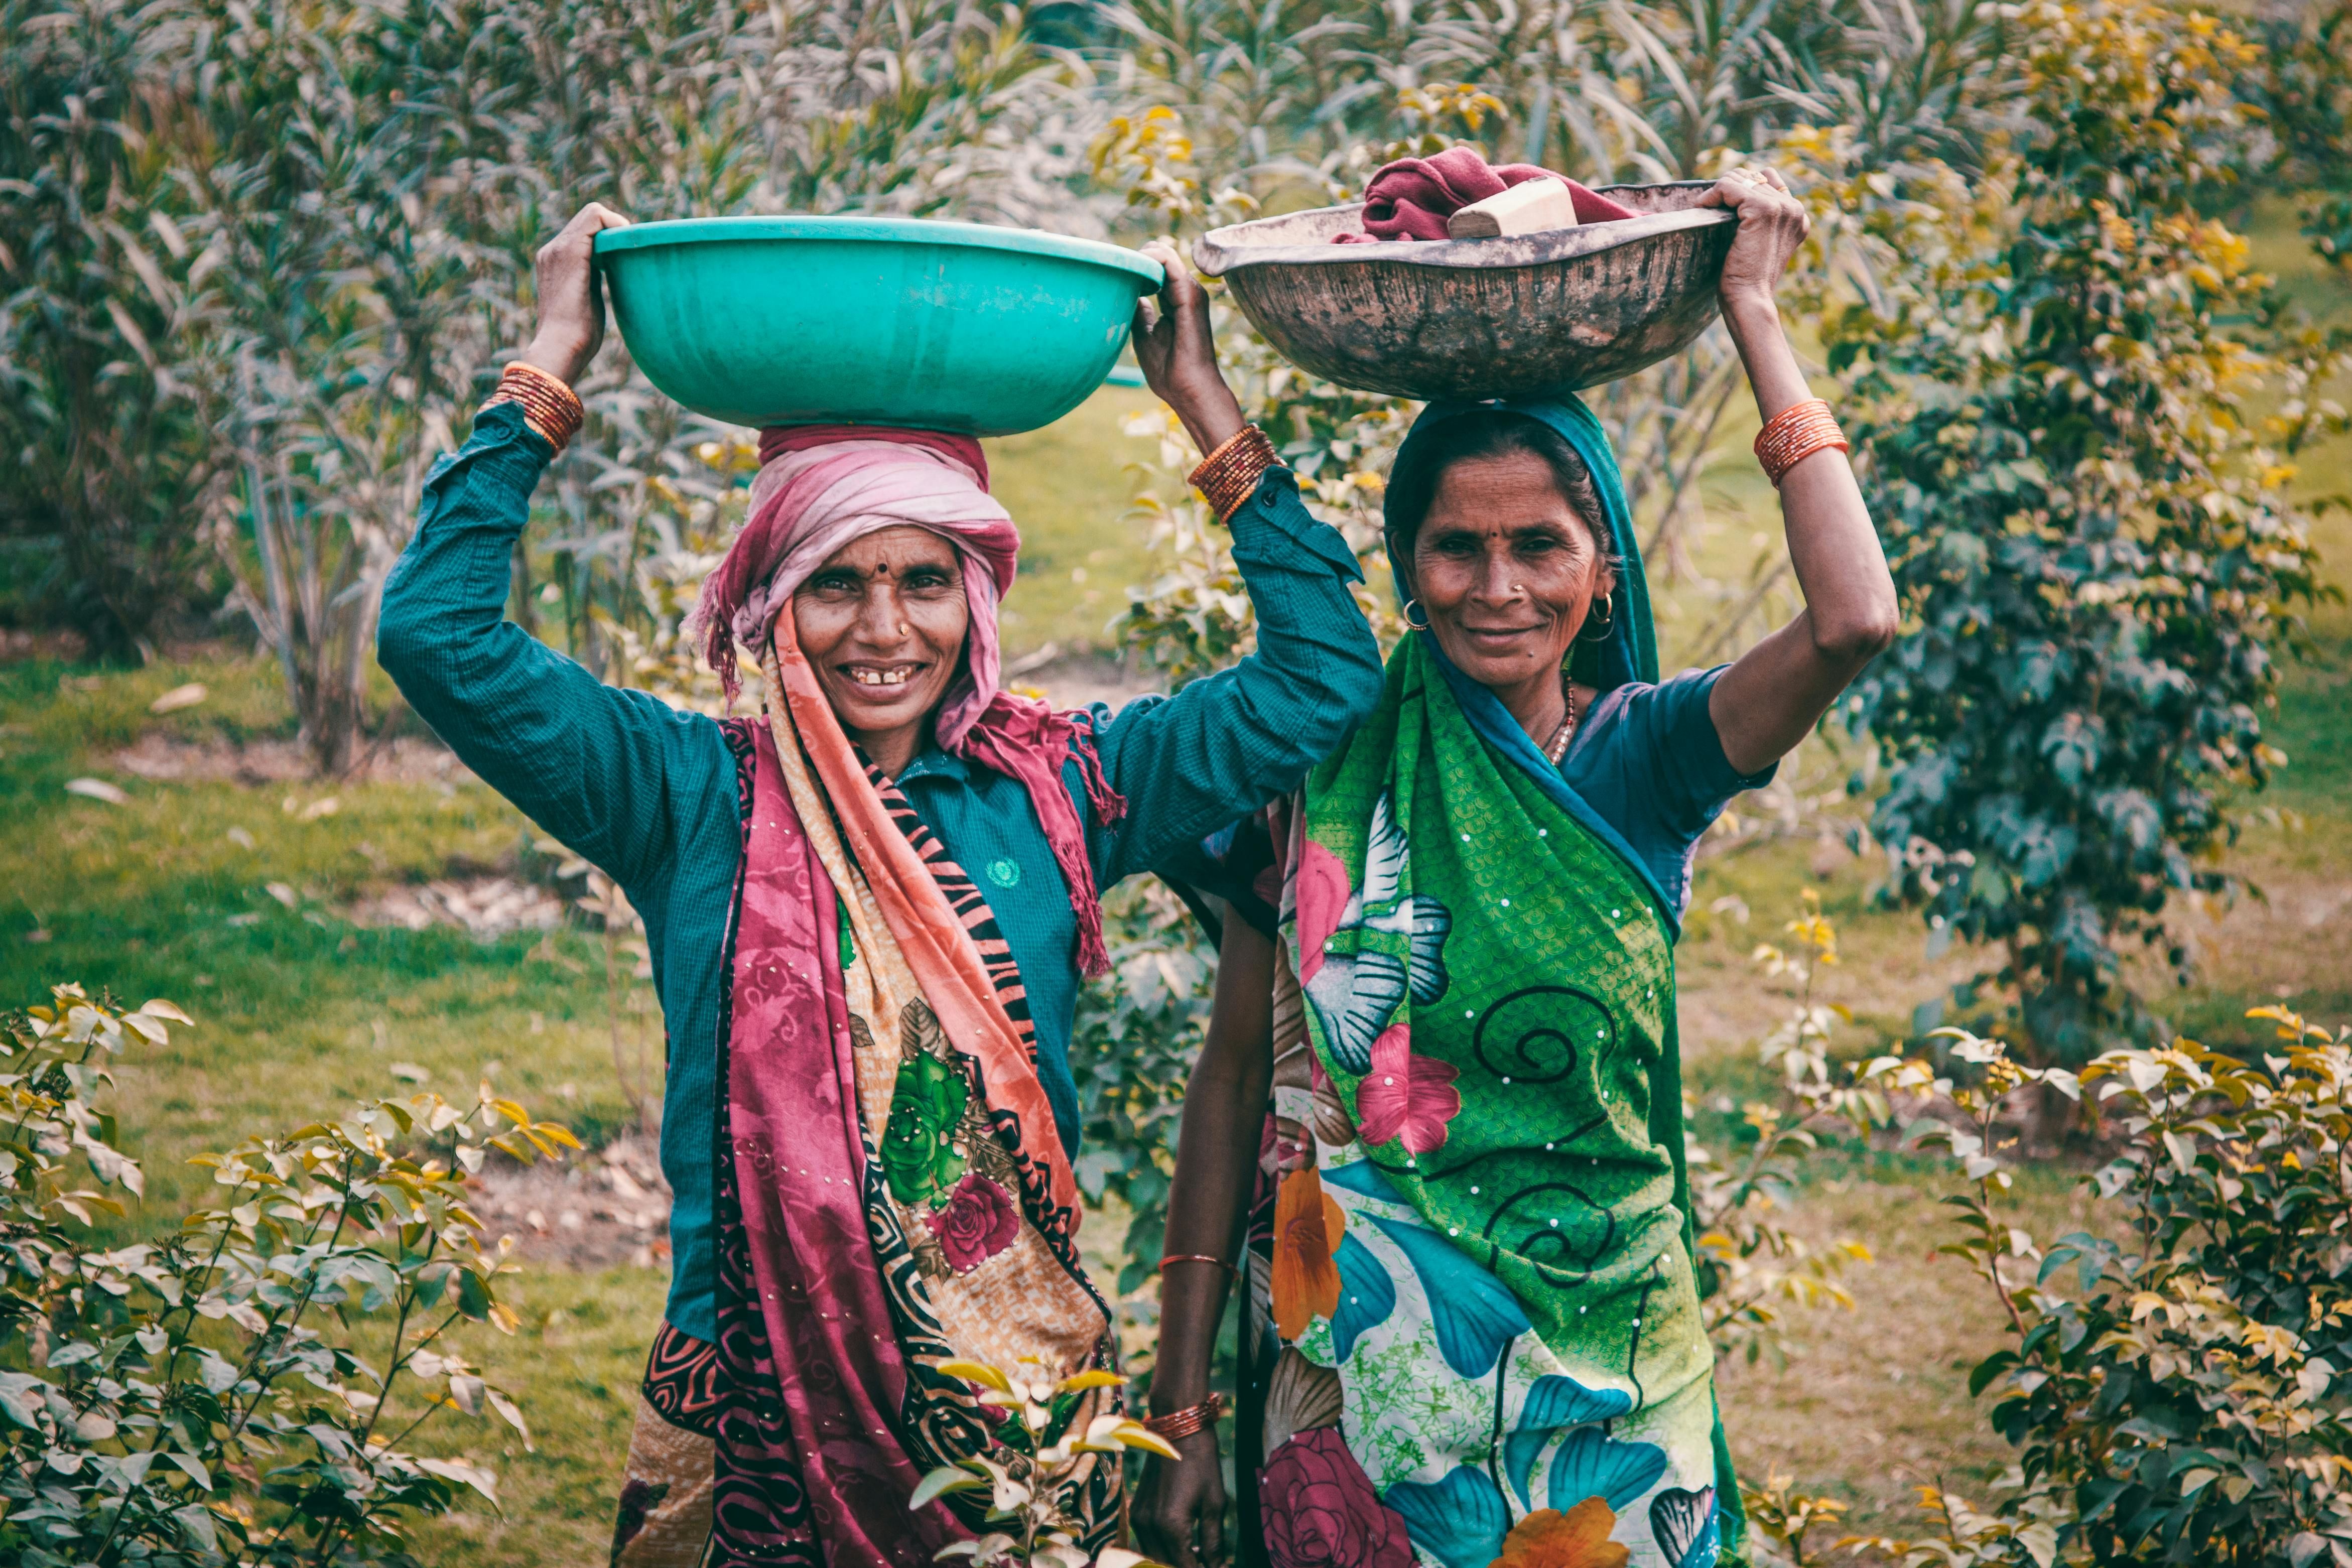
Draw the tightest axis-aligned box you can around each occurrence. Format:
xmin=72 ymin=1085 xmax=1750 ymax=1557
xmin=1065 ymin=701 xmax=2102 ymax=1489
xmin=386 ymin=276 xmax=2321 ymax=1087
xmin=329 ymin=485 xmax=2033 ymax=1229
xmin=692 ymin=424 xmax=1127 ymax=975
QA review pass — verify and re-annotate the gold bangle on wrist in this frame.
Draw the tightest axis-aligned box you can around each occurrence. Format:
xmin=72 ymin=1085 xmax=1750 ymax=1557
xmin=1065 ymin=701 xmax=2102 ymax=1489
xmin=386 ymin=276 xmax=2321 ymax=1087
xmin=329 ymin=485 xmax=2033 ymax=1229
xmin=1188 ymin=425 xmax=1282 ymax=523
xmin=1752 ymin=397 xmax=1847 ymax=488
xmin=483 ymin=361 xmax=585 ymax=454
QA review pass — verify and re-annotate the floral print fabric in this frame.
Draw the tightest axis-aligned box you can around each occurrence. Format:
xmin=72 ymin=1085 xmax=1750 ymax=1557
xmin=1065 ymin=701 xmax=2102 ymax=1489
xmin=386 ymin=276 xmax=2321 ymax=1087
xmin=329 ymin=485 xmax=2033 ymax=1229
xmin=1242 ymin=633 xmax=1724 ymax=1568
xmin=693 ymin=668 xmax=1120 ymax=1568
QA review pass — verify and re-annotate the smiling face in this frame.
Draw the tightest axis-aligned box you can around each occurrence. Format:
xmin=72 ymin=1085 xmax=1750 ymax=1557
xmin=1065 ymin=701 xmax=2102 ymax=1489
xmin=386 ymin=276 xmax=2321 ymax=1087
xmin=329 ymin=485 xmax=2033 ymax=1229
xmin=1406 ymin=449 xmax=1615 ymax=695
xmin=792 ymin=526 xmax=970 ymax=771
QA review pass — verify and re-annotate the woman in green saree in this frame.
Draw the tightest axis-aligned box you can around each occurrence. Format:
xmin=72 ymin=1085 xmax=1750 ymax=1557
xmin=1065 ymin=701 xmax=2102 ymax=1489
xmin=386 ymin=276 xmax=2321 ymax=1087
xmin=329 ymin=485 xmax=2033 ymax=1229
xmin=1137 ymin=165 xmax=1898 ymax=1568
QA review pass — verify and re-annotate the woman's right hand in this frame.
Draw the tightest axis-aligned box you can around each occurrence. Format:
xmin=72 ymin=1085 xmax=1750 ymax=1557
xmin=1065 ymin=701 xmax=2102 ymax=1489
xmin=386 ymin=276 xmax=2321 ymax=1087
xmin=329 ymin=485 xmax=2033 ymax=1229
xmin=1135 ymin=1429 xmax=1228 ymax=1568
xmin=518 ymin=202 xmax=632 ymax=386
xmin=1133 ymin=239 xmax=1245 ymax=458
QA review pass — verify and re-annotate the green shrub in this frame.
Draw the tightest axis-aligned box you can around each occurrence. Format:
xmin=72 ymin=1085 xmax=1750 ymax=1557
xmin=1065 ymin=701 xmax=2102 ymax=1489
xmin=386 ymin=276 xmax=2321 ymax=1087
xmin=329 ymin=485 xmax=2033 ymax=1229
xmin=2236 ymin=0 xmax=2352 ymax=282
xmin=1832 ymin=0 xmax=2343 ymax=1062
xmin=1686 ymin=891 xmax=1877 ymax=1370
xmin=0 ymin=0 xmax=228 ymax=657
xmin=0 ymin=983 xmax=577 ymax=1565
xmin=1072 ymin=880 xmax=1216 ymax=1295
xmin=1787 ymin=1006 xmax=2352 ymax=1566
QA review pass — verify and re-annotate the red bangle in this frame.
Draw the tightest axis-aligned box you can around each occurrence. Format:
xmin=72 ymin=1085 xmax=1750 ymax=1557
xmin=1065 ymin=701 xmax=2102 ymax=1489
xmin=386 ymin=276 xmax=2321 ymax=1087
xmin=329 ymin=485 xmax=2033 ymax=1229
xmin=1188 ymin=426 xmax=1281 ymax=523
xmin=1144 ymin=1392 xmax=1227 ymax=1442
xmin=1752 ymin=397 xmax=1847 ymax=488
xmin=1160 ymin=1253 xmax=1236 ymax=1278
xmin=483 ymin=361 xmax=585 ymax=454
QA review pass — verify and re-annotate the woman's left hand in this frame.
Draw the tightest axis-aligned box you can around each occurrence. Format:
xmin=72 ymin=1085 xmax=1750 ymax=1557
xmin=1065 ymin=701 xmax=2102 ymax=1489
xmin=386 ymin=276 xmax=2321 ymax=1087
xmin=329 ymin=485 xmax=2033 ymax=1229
xmin=1699 ymin=166 xmax=1810 ymax=316
xmin=1133 ymin=239 xmax=1245 ymax=456
xmin=518 ymin=202 xmax=632 ymax=385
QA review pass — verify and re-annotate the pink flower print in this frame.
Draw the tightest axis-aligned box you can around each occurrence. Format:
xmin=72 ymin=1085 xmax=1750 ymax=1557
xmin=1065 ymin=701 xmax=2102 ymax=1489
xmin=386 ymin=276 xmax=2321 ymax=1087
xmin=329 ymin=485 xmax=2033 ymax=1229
xmin=1260 ymin=1427 xmax=1414 ymax=1568
xmin=926 ymin=1173 xmax=1020 ymax=1273
xmin=1353 ymin=1024 xmax=1460 ymax=1155
xmin=1293 ymin=840 xmax=1351 ymax=983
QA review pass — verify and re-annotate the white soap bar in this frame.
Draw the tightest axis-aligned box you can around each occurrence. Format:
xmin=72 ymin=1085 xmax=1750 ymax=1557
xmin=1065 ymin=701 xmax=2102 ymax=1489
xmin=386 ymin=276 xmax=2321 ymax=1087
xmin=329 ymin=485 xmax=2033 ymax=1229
xmin=1446 ymin=179 xmax=1580 ymax=239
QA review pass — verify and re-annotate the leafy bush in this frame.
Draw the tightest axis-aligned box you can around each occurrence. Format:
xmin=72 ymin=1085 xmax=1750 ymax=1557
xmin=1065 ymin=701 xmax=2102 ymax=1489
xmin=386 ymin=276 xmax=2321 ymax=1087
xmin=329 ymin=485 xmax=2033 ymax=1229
xmin=1754 ymin=1006 xmax=2352 ymax=1566
xmin=1833 ymin=0 xmax=2344 ymax=1062
xmin=0 ymin=0 xmax=229 ymax=658
xmin=2237 ymin=0 xmax=2352 ymax=280
xmin=1685 ymin=892 xmax=1877 ymax=1369
xmin=2 ymin=0 xmax=1102 ymax=766
xmin=911 ymin=1356 xmax=1173 ymax=1568
xmin=1 ymin=984 xmax=577 ymax=1565
xmin=1072 ymin=880 xmax=1216 ymax=1295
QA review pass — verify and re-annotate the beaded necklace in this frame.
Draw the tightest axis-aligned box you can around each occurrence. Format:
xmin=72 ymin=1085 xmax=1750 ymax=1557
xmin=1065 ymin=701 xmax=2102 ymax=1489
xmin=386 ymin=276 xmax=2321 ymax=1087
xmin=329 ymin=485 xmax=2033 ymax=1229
xmin=1542 ymin=668 xmax=1581 ymax=765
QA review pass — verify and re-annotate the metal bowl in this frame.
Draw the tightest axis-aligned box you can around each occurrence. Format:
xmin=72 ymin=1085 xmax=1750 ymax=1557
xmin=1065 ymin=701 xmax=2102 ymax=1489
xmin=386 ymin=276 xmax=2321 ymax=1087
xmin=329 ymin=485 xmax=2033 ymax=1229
xmin=1192 ymin=182 xmax=1735 ymax=400
xmin=595 ymin=216 xmax=1163 ymax=435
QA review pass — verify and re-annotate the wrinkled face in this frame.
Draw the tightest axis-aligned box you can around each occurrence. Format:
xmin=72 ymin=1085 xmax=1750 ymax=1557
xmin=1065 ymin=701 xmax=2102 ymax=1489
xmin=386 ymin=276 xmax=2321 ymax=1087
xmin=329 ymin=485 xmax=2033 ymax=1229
xmin=1407 ymin=450 xmax=1615 ymax=692
xmin=793 ymin=526 xmax=970 ymax=753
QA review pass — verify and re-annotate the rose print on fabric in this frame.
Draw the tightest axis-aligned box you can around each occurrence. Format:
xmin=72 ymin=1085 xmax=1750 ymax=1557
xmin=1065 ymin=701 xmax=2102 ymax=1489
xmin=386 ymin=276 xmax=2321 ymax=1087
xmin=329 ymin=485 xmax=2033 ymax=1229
xmin=1353 ymin=1023 xmax=1460 ymax=1155
xmin=880 ymin=1050 xmax=969 ymax=1208
xmin=1259 ymin=1427 xmax=1414 ymax=1568
xmin=925 ymin=1172 xmax=1019 ymax=1273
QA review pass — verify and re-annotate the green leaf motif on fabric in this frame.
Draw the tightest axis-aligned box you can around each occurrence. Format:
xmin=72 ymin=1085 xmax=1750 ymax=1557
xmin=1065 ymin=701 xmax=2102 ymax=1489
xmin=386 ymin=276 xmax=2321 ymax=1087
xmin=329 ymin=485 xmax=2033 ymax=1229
xmin=882 ymin=1052 xmax=969 ymax=1208
xmin=836 ymin=895 xmax=856 ymax=973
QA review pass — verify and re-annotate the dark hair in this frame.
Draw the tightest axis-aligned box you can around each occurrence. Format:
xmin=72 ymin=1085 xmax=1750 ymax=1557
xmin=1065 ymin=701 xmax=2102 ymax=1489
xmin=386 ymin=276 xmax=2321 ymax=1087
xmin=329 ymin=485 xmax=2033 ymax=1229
xmin=1382 ymin=410 xmax=1615 ymax=580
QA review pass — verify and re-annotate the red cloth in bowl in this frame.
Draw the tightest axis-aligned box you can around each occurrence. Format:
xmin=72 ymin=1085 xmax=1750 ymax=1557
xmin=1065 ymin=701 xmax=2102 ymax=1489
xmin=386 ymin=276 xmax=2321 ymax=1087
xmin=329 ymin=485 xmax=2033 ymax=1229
xmin=1334 ymin=147 xmax=1636 ymax=243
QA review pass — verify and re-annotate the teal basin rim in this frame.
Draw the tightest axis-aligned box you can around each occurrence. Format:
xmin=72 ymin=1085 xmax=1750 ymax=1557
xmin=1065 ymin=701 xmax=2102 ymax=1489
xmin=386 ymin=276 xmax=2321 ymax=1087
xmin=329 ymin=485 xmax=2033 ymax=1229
xmin=594 ymin=215 xmax=1165 ymax=291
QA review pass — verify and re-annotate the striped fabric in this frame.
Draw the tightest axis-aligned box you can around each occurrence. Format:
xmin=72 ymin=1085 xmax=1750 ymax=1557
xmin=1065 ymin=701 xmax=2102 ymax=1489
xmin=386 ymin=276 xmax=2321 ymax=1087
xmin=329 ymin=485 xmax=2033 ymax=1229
xmin=863 ymin=755 xmax=1040 ymax=1068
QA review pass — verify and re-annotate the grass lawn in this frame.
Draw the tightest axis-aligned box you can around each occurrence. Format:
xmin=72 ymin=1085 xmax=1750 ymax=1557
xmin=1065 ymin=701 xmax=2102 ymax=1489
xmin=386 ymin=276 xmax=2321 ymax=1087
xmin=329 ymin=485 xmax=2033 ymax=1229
xmin=986 ymin=384 xmax=1164 ymax=657
xmin=5 ymin=223 xmax=2349 ymax=1558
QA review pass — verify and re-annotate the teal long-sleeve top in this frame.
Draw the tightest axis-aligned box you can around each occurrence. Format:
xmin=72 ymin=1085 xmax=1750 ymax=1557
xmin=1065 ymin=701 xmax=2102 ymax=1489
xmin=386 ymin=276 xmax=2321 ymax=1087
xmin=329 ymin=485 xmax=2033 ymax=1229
xmin=377 ymin=401 xmax=1383 ymax=1341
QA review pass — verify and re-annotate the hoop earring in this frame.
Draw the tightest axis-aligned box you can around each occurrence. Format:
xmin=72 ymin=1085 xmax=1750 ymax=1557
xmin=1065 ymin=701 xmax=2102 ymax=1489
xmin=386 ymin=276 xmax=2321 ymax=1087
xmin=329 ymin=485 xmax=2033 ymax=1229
xmin=1576 ymin=590 xmax=1615 ymax=644
xmin=1403 ymin=598 xmax=1431 ymax=631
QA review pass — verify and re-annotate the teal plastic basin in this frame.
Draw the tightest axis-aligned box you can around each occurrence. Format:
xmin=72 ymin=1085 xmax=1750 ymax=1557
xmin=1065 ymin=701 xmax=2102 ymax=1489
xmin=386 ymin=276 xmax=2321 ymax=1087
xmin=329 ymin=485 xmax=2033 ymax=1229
xmin=594 ymin=216 xmax=1165 ymax=436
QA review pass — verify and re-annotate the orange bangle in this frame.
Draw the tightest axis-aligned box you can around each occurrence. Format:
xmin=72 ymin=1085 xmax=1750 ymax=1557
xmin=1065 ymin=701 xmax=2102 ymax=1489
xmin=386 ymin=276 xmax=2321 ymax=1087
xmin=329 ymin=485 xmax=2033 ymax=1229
xmin=1143 ymin=1392 xmax=1227 ymax=1443
xmin=1753 ymin=398 xmax=1847 ymax=488
xmin=1188 ymin=425 xmax=1281 ymax=523
xmin=483 ymin=362 xmax=585 ymax=454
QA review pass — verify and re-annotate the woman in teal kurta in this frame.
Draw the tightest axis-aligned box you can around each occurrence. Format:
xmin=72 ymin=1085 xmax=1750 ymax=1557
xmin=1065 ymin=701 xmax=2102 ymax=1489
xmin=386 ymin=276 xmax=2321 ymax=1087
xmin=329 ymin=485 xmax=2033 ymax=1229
xmin=1139 ymin=165 xmax=1900 ymax=1568
xmin=381 ymin=404 xmax=1378 ymax=1343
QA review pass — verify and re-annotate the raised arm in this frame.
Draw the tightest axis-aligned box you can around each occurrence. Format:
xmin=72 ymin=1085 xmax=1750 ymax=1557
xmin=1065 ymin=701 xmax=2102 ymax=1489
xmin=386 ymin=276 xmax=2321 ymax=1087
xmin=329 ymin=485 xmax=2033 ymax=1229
xmin=1086 ymin=243 xmax=1387 ymax=882
xmin=1137 ymin=911 xmax=1276 ymax=1568
xmin=1702 ymin=170 xmax=1901 ymax=776
xmin=377 ymin=203 xmax=719 ymax=890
